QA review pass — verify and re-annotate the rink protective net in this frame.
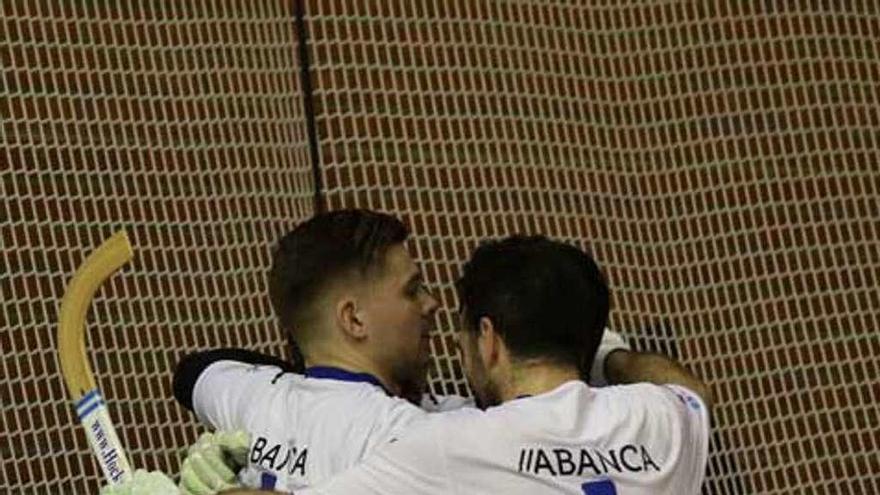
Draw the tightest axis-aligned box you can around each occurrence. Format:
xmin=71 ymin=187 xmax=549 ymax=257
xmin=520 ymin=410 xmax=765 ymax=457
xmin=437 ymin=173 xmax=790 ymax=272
xmin=2 ymin=2 xmax=878 ymax=493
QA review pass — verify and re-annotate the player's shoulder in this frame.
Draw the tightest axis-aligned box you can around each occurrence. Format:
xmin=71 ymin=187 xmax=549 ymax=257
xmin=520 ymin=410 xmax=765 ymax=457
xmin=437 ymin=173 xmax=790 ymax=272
xmin=515 ymin=380 xmax=708 ymax=426
xmin=592 ymin=382 xmax=710 ymax=442
xmin=594 ymin=381 xmax=695 ymax=403
xmin=600 ymin=382 xmax=708 ymax=416
xmin=286 ymin=374 xmax=419 ymax=412
xmin=296 ymin=376 xmax=428 ymax=431
xmin=196 ymin=359 xmax=296 ymax=396
xmin=199 ymin=360 xmax=411 ymax=408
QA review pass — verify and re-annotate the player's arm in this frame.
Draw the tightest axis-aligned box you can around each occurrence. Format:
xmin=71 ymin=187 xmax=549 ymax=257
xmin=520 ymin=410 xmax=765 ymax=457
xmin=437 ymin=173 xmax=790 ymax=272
xmin=173 ymin=348 xmax=297 ymax=414
xmin=604 ymin=348 xmax=713 ymax=409
xmin=174 ymin=349 xmax=297 ymax=494
xmin=212 ymin=427 xmax=451 ymax=495
xmin=299 ymin=418 xmax=450 ymax=495
xmin=587 ymin=328 xmax=632 ymax=386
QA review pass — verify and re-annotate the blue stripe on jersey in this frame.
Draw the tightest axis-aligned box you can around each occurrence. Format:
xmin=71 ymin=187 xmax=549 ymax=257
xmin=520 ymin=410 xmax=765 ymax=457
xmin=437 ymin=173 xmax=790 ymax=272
xmin=304 ymin=366 xmax=390 ymax=394
xmin=582 ymin=478 xmax=616 ymax=495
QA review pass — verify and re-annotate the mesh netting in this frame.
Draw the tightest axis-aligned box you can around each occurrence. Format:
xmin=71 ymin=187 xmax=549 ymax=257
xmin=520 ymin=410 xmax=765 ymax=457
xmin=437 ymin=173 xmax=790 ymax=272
xmin=1 ymin=1 xmax=312 ymax=492
xmin=2 ymin=1 xmax=879 ymax=494
xmin=307 ymin=2 xmax=879 ymax=494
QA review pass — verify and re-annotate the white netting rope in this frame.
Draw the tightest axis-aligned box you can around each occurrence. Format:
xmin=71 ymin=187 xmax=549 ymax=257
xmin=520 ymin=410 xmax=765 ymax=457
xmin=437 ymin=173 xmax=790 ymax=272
xmin=3 ymin=2 xmax=879 ymax=494
xmin=2 ymin=1 xmax=311 ymax=492
xmin=307 ymin=2 xmax=879 ymax=494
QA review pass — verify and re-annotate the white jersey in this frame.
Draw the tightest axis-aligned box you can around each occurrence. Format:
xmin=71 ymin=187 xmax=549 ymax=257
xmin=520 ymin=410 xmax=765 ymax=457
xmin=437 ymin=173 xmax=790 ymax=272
xmin=302 ymin=381 xmax=710 ymax=495
xmin=188 ymin=330 xmax=634 ymax=492
xmin=192 ymin=361 xmax=429 ymax=491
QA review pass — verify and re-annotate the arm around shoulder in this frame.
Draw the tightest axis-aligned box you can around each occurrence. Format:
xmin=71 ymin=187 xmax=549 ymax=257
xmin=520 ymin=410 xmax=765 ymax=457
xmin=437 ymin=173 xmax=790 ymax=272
xmin=604 ymin=349 xmax=713 ymax=410
xmin=173 ymin=348 xmax=298 ymax=411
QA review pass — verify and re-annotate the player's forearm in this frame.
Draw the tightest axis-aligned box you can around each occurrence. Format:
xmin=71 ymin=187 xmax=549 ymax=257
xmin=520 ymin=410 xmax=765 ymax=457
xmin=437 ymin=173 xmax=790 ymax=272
xmin=605 ymin=350 xmax=713 ymax=407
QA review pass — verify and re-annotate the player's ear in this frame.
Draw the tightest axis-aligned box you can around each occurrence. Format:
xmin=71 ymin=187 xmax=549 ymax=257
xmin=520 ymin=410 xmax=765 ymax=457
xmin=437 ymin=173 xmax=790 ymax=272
xmin=477 ymin=316 xmax=501 ymax=366
xmin=337 ymin=296 xmax=368 ymax=340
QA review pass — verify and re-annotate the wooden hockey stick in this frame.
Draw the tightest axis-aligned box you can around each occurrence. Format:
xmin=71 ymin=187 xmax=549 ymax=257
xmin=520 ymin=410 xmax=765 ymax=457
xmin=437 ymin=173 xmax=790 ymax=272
xmin=57 ymin=230 xmax=134 ymax=485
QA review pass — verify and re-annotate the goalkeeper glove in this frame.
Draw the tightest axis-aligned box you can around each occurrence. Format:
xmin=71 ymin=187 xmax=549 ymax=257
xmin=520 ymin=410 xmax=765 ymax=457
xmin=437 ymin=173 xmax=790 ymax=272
xmin=179 ymin=430 xmax=250 ymax=495
xmin=100 ymin=469 xmax=178 ymax=495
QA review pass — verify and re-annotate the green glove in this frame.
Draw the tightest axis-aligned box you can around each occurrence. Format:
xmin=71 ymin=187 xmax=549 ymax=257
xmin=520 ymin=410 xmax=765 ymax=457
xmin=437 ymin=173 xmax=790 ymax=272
xmin=179 ymin=430 xmax=250 ymax=495
xmin=100 ymin=469 xmax=179 ymax=495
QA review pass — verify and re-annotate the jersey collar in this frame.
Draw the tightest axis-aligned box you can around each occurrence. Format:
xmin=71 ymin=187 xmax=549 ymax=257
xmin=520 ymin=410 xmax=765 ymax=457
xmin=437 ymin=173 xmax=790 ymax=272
xmin=304 ymin=366 xmax=391 ymax=395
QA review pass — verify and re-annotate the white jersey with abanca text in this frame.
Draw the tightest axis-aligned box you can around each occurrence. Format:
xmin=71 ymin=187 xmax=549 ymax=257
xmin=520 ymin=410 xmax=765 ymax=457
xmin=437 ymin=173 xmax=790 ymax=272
xmin=193 ymin=361 xmax=708 ymax=494
xmin=302 ymin=381 xmax=710 ymax=495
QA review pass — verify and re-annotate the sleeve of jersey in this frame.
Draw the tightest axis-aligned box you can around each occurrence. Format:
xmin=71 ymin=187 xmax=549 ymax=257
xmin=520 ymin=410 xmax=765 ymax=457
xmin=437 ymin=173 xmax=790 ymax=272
xmin=174 ymin=348 xmax=296 ymax=411
xmin=301 ymin=418 xmax=452 ymax=495
xmin=660 ymin=384 xmax=711 ymax=483
xmin=188 ymin=361 xmax=265 ymax=430
xmin=174 ymin=349 xmax=296 ymax=431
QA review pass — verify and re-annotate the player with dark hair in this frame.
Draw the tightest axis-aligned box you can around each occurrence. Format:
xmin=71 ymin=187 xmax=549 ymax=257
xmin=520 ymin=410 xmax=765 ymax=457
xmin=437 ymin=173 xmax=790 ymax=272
xmin=271 ymin=235 xmax=711 ymax=494
xmin=454 ymin=235 xmax=613 ymax=407
xmin=112 ymin=217 xmax=689 ymax=494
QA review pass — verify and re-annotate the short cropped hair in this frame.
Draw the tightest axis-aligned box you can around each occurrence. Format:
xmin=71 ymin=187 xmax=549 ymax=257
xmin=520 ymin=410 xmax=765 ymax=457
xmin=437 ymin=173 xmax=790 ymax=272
xmin=269 ymin=209 xmax=408 ymax=334
xmin=456 ymin=235 xmax=610 ymax=371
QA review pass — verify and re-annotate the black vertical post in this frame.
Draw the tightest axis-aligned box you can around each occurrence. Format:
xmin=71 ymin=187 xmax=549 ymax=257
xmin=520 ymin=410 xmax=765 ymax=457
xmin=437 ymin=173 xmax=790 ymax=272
xmin=294 ymin=0 xmax=325 ymax=214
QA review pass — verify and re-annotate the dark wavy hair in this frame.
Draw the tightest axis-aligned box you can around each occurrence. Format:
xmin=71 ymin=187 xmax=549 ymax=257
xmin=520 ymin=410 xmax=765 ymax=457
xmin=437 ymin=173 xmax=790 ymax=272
xmin=456 ymin=235 xmax=610 ymax=371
